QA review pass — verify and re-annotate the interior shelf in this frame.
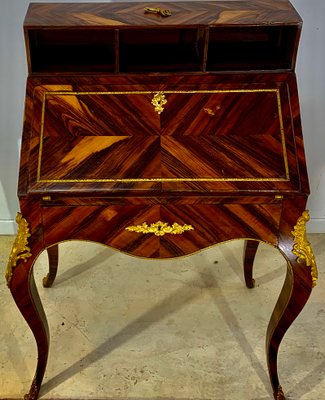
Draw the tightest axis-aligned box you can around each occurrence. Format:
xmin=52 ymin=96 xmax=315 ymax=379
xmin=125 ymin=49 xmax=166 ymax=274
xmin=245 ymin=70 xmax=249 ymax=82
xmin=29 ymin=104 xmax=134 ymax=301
xmin=206 ymin=26 xmax=298 ymax=71
xmin=29 ymin=29 xmax=116 ymax=72
xmin=27 ymin=25 xmax=298 ymax=73
xmin=119 ymin=28 xmax=205 ymax=72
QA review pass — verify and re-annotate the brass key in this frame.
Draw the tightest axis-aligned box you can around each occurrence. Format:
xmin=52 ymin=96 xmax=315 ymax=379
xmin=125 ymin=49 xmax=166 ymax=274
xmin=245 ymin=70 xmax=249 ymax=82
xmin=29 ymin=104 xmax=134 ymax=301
xmin=144 ymin=7 xmax=172 ymax=17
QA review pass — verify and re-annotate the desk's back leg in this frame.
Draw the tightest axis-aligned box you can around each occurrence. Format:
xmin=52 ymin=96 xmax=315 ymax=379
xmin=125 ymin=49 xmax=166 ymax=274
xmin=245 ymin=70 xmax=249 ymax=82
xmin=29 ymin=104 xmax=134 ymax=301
xmin=43 ymin=244 xmax=59 ymax=288
xmin=243 ymin=240 xmax=259 ymax=288
xmin=266 ymin=209 xmax=316 ymax=399
xmin=6 ymin=212 xmax=49 ymax=400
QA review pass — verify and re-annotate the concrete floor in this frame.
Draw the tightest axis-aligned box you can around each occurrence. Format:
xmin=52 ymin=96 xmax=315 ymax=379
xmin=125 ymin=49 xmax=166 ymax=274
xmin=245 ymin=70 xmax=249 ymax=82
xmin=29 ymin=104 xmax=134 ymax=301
xmin=0 ymin=235 xmax=324 ymax=400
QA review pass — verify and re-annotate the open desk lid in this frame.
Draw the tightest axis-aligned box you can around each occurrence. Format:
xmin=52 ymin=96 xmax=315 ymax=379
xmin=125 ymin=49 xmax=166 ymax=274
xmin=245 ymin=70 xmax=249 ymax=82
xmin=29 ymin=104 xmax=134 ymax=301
xmin=19 ymin=74 xmax=308 ymax=197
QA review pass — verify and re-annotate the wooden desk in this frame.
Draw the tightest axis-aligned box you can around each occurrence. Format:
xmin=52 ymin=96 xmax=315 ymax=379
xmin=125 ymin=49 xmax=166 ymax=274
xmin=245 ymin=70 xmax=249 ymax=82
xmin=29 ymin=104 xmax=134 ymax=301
xmin=6 ymin=2 xmax=318 ymax=399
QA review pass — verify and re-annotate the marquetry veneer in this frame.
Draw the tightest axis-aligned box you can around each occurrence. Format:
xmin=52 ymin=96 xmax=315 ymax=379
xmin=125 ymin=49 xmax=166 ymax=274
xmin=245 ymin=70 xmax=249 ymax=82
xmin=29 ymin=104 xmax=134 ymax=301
xmin=6 ymin=2 xmax=317 ymax=399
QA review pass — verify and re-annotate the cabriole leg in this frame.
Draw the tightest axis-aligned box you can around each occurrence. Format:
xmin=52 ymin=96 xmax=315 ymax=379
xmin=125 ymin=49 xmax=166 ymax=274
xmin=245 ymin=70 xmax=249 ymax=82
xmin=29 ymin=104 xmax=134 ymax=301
xmin=6 ymin=212 xmax=49 ymax=400
xmin=43 ymin=244 xmax=59 ymax=288
xmin=243 ymin=240 xmax=259 ymax=288
xmin=266 ymin=210 xmax=317 ymax=399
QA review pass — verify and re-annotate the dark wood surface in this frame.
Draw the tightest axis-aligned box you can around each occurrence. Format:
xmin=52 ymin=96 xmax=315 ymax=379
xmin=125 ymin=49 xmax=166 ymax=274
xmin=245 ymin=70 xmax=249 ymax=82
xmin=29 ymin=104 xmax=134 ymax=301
xmin=243 ymin=239 xmax=259 ymax=288
xmin=6 ymin=2 xmax=317 ymax=400
xmin=24 ymin=1 xmax=302 ymax=27
xmin=24 ymin=1 xmax=302 ymax=73
xmin=20 ymin=73 xmax=308 ymax=197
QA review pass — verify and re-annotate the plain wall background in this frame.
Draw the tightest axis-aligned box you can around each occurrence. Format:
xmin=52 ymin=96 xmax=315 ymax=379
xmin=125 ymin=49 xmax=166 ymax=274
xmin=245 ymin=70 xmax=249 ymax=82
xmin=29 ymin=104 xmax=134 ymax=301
xmin=0 ymin=0 xmax=324 ymax=234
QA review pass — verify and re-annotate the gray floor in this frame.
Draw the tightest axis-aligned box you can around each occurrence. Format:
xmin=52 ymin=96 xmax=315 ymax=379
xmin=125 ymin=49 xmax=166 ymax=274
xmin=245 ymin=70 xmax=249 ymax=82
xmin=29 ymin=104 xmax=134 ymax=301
xmin=0 ymin=235 xmax=324 ymax=399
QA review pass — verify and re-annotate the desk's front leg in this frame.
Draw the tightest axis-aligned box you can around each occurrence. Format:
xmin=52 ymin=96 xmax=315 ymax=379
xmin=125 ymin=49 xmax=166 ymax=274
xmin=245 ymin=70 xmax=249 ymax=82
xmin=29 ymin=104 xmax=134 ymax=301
xmin=266 ymin=204 xmax=317 ymax=399
xmin=6 ymin=211 xmax=49 ymax=400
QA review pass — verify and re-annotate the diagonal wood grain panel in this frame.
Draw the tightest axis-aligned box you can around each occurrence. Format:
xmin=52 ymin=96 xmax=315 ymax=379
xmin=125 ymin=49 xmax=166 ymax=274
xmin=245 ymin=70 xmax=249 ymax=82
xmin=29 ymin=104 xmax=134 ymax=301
xmin=42 ymin=203 xmax=282 ymax=258
xmin=22 ymin=74 xmax=304 ymax=195
xmin=25 ymin=2 xmax=301 ymax=27
xmin=37 ymin=88 xmax=288 ymax=183
xmin=43 ymin=92 xmax=159 ymax=137
xmin=40 ymin=136 xmax=161 ymax=180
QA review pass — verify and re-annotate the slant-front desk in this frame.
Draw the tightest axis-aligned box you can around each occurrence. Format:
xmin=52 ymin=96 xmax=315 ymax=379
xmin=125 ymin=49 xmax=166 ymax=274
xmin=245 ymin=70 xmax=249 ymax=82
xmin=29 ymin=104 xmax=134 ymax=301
xmin=6 ymin=2 xmax=318 ymax=399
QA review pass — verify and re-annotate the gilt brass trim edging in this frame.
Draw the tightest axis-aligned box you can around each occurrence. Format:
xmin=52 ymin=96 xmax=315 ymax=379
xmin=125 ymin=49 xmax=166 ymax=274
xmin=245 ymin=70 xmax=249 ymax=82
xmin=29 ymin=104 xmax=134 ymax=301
xmin=45 ymin=237 xmax=277 ymax=261
xmin=36 ymin=89 xmax=290 ymax=184
xmin=291 ymin=210 xmax=318 ymax=287
xmin=5 ymin=212 xmax=32 ymax=288
xmin=125 ymin=220 xmax=194 ymax=236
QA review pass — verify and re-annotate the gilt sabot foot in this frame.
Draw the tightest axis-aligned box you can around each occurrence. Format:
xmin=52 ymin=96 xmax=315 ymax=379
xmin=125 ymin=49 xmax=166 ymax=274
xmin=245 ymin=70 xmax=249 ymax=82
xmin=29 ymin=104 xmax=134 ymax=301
xmin=276 ymin=385 xmax=285 ymax=399
xmin=23 ymin=379 xmax=39 ymax=400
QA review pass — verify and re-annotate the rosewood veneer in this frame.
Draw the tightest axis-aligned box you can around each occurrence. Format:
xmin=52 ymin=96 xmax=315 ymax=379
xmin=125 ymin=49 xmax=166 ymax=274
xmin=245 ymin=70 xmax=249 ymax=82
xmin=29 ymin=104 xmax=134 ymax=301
xmin=5 ymin=2 xmax=318 ymax=399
